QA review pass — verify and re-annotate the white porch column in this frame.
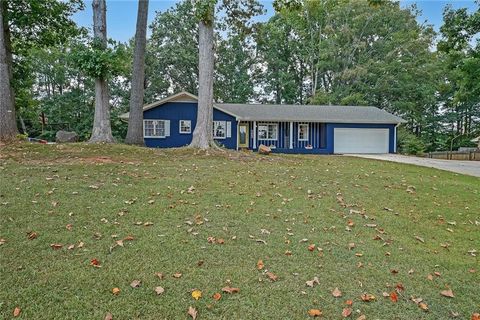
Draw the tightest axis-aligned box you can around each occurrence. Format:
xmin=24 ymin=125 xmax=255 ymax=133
xmin=394 ymin=124 xmax=399 ymax=153
xmin=253 ymin=121 xmax=257 ymax=149
xmin=289 ymin=122 xmax=293 ymax=149
xmin=236 ymin=120 xmax=239 ymax=151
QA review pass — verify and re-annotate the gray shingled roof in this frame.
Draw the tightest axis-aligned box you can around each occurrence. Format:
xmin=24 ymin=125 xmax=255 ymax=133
xmin=216 ymin=103 xmax=406 ymax=124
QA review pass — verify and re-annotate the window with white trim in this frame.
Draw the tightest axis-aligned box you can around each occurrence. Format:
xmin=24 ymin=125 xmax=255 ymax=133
xmin=298 ymin=123 xmax=309 ymax=141
xmin=179 ymin=120 xmax=191 ymax=134
xmin=258 ymin=123 xmax=278 ymax=140
xmin=213 ymin=121 xmax=226 ymax=139
xmin=144 ymin=120 xmax=166 ymax=138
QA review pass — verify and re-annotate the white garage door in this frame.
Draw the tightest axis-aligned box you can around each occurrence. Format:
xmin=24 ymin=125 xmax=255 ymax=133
xmin=334 ymin=128 xmax=389 ymax=154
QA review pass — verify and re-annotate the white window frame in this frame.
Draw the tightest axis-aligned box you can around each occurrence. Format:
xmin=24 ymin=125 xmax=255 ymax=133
xmin=179 ymin=120 xmax=191 ymax=134
xmin=258 ymin=123 xmax=278 ymax=141
xmin=213 ymin=121 xmax=227 ymax=139
xmin=144 ymin=119 xmax=166 ymax=138
xmin=298 ymin=123 xmax=309 ymax=141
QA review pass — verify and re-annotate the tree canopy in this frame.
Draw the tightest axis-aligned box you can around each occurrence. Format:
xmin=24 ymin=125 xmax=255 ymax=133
xmin=4 ymin=0 xmax=479 ymax=152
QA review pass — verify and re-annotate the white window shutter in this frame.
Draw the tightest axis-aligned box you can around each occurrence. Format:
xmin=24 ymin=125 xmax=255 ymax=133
xmin=165 ymin=120 xmax=170 ymax=137
xmin=226 ymin=121 xmax=231 ymax=138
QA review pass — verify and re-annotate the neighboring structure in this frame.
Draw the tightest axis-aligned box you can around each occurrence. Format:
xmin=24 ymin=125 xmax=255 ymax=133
xmin=120 ymin=91 xmax=406 ymax=154
xmin=472 ymin=136 xmax=480 ymax=149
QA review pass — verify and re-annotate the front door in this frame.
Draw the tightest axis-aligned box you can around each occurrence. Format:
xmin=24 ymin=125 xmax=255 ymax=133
xmin=238 ymin=123 xmax=249 ymax=148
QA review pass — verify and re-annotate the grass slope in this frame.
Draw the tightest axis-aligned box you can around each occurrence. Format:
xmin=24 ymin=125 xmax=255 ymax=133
xmin=0 ymin=143 xmax=479 ymax=319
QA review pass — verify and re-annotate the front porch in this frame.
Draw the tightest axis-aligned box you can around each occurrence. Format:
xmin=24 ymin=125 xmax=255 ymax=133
xmin=239 ymin=121 xmax=328 ymax=153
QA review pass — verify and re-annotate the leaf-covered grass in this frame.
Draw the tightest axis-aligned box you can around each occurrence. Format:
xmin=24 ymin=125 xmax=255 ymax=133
xmin=0 ymin=143 xmax=478 ymax=319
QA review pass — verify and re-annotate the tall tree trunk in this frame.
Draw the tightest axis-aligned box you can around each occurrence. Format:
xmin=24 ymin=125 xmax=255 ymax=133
xmin=0 ymin=1 xmax=18 ymax=141
xmin=189 ymin=20 xmax=214 ymax=149
xmin=89 ymin=0 xmax=114 ymax=143
xmin=125 ymin=0 xmax=149 ymax=145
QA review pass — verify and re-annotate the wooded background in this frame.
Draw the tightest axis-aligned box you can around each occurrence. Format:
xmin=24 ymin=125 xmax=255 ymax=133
xmin=4 ymin=0 xmax=480 ymax=153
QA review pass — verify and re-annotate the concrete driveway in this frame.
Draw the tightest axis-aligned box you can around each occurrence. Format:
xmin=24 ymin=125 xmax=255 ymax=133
xmin=349 ymin=154 xmax=480 ymax=178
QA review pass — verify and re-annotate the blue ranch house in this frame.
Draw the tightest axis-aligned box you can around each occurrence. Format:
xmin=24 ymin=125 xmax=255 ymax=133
xmin=120 ymin=91 xmax=405 ymax=154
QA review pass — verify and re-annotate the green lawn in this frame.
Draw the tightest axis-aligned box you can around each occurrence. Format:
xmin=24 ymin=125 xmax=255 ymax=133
xmin=0 ymin=143 xmax=478 ymax=319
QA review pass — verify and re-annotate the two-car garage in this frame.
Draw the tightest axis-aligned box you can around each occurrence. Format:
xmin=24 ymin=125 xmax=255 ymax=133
xmin=333 ymin=128 xmax=391 ymax=154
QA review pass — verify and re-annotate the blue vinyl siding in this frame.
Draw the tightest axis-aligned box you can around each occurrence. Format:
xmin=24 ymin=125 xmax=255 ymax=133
xmin=143 ymin=102 xmax=237 ymax=149
xmin=212 ymin=109 xmax=237 ymax=149
xmin=141 ymin=101 xmax=397 ymax=154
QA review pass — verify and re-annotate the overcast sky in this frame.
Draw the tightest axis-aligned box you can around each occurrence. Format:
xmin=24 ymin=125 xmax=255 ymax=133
xmin=72 ymin=0 xmax=479 ymax=43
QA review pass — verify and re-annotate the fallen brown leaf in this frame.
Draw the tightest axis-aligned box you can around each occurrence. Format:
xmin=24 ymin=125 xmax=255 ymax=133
xmin=257 ymin=259 xmax=264 ymax=270
xmin=396 ymin=283 xmax=405 ymax=292
xmin=50 ymin=243 xmax=63 ymax=250
xmin=411 ymin=297 xmax=423 ymax=304
xmin=213 ymin=292 xmax=222 ymax=301
xmin=419 ymin=302 xmax=429 ymax=311
xmin=440 ymin=289 xmax=454 ymax=298
xmin=13 ymin=307 xmax=21 ymax=317
xmin=342 ymin=307 xmax=352 ymax=318
xmin=27 ymin=231 xmax=38 ymax=240
xmin=307 ymin=309 xmax=322 ymax=317
xmin=155 ymin=272 xmax=164 ymax=280
xmin=266 ymin=271 xmax=278 ymax=281
xmin=173 ymin=272 xmax=182 ymax=278
xmin=90 ymin=258 xmax=100 ymax=267
xmin=390 ymin=291 xmax=398 ymax=303
xmin=360 ymin=293 xmax=376 ymax=302
xmin=155 ymin=286 xmax=164 ymax=295
xmin=471 ymin=313 xmax=480 ymax=320
xmin=104 ymin=312 xmax=113 ymax=320
xmin=415 ymin=235 xmax=425 ymax=243
xmin=222 ymin=286 xmax=240 ymax=294
xmin=306 ymin=277 xmax=319 ymax=287
xmin=308 ymin=244 xmax=316 ymax=251
xmin=332 ymin=287 xmax=342 ymax=298
xmin=130 ymin=280 xmax=141 ymax=288
xmin=187 ymin=306 xmax=197 ymax=320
